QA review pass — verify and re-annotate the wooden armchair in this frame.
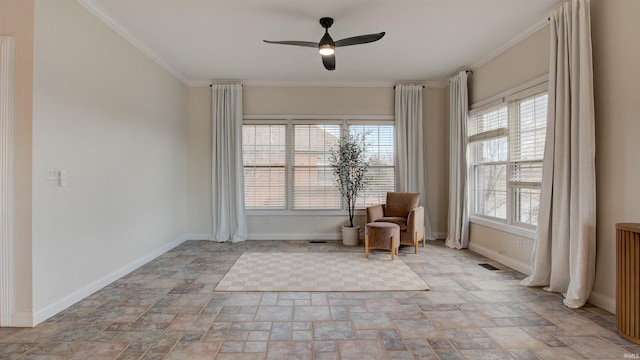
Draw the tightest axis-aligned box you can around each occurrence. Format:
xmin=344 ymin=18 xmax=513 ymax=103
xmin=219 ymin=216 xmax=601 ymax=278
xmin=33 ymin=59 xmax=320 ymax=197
xmin=365 ymin=192 xmax=426 ymax=254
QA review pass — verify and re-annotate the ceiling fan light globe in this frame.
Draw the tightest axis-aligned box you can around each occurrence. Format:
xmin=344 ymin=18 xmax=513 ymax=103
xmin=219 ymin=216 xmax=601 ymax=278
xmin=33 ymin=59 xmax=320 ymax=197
xmin=318 ymin=44 xmax=335 ymax=56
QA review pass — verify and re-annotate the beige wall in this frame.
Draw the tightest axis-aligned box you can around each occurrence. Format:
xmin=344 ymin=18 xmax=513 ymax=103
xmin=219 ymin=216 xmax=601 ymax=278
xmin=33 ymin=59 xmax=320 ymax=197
xmin=590 ymin=0 xmax=640 ymax=311
xmin=31 ymin=0 xmax=187 ymax=321
xmin=469 ymin=224 xmax=535 ymax=275
xmin=0 ymin=0 xmax=34 ymax=325
xmin=187 ymin=86 xmax=212 ymax=236
xmin=468 ymin=0 xmax=640 ymax=313
xmin=469 ymin=25 xmax=549 ymax=104
xmin=467 ymin=25 xmax=549 ymax=274
xmin=424 ymin=87 xmax=449 ymax=237
xmin=243 ymin=87 xmax=394 ymax=115
xmin=187 ymin=85 xmax=449 ymax=240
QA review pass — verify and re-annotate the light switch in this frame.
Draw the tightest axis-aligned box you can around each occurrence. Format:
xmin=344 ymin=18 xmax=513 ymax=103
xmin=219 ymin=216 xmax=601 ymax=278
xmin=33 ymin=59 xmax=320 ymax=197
xmin=59 ymin=170 xmax=67 ymax=187
xmin=46 ymin=167 xmax=59 ymax=180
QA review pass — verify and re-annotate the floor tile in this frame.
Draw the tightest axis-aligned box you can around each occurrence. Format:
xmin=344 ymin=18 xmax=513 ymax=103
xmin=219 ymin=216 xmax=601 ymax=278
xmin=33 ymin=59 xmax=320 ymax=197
xmin=1 ymin=240 xmax=631 ymax=360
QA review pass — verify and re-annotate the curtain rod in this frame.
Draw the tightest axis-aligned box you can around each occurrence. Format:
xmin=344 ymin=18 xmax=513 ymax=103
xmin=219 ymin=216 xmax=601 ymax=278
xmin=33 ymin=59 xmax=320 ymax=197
xmin=393 ymin=85 xmax=426 ymax=89
xmin=209 ymin=84 xmax=244 ymax=87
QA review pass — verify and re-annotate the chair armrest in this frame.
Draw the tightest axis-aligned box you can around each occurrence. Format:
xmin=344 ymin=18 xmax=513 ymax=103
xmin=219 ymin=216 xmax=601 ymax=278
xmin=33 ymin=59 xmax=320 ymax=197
xmin=366 ymin=204 xmax=385 ymax=223
xmin=407 ymin=206 xmax=425 ymax=232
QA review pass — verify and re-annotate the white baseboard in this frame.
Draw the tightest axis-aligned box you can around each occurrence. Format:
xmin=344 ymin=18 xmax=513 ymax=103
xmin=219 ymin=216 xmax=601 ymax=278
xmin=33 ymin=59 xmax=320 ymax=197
xmin=32 ymin=234 xmax=190 ymax=326
xmin=186 ymin=234 xmax=211 ymax=241
xmin=431 ymin=232 xmax=447 ymax=240
xmin=468 ymin=242 xmax=532 ymax=275
xmin=248 ymin=233 xmax=341 ymax=241
xmin=588 ymin=291 xmax=616 ymax=314
xmin=187 ymin=233 xmax=343 ymax=242
xmin=468 ymin=242 xmax=617 ymax=314
xmin=247 ymin=232 xmax=448 ymax=242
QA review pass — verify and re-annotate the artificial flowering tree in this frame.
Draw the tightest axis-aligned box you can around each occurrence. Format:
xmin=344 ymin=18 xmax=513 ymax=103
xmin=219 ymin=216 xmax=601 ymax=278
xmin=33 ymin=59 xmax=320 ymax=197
xmin=330 ymin=131 xmax=369 ymax=243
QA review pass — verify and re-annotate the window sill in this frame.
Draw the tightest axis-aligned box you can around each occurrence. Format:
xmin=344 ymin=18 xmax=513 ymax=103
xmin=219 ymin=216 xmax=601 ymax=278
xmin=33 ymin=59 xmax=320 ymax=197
xmin=469 ymin=216 xmax=536 ymax=239
xmin=247 ymin=209 xmax=366 ymax=216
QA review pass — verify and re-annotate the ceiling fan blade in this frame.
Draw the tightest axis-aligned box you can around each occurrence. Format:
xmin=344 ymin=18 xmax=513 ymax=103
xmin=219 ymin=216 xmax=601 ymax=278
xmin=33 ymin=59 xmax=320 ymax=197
xmin=335 ymin=32 xmax=385 ymax=47
xmin=322 ymin=54 xmax=335 ymax=71
xmin=263 ymin=40 xmax=318 ymax=48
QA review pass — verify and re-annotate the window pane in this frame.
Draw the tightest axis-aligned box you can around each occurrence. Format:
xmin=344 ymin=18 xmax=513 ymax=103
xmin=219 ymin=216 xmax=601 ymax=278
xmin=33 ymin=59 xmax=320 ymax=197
xmin=244 ymin=167 xmax=286 ymax=208
xmin=510 ymin=161 xmax=543 ymax=184
xmin=514 ymin=187 xmax=541 ymax=226
xmin=349 ymin=125 xmax=395 ymax=166
xmin=511 ymin=94 xmax=547 ymax=161
xmin=293 ymin=167 xmax=341 ymax=209
xmin=350 ymin=124 xmax=395 ymax=207
xmin=469 ymin=106 xmax=508 ymax=137
xmin=243 ymin=124 xmax=286 ymax=209
xmin=293 ymin=124 xmax=341 ymax=209
xmin=474 ymin=164 xmax=507 ymax=219
xmin=357 ymin=167 xmax=395 ymax=208
xmin=472 ymin=137 xmax=507 ymax=163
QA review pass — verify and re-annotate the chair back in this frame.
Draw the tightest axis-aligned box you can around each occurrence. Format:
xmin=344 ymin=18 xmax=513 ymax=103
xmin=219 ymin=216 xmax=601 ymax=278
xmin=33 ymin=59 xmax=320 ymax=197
xmin=385 ymin=192 xmax=420 ymax=217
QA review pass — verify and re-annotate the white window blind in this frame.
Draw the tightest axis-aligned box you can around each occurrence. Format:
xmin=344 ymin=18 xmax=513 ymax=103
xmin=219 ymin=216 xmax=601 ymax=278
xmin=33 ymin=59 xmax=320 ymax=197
xmin=292 ymin=124 xmax=342 ymax=209
xmin=469 ymin=105 xmax=509 ymax=220
xmin=242 ymin=117 xmax=395 ymax=211
xmin=242 ymin=124 xmax=287 ymax=209
xmin=349 ymin=124 xmax=395 ymax=208
xmin=469 ymin=89 xmax=548 ymax=228
xmin=510 ymin=93 xmax=548 ymax=225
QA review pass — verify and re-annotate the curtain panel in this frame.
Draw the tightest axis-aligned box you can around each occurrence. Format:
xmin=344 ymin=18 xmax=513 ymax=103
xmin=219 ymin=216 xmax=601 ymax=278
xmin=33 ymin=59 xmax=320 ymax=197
xmin=394 ymin=84 xmax=434 ymax=240
xmin=211 ymin=84 xmax=248 ymax=242
xmin=520 ymin=0 xmax=596 ymax=308
xmin=445 ymin=71 xmax=470 ymax=249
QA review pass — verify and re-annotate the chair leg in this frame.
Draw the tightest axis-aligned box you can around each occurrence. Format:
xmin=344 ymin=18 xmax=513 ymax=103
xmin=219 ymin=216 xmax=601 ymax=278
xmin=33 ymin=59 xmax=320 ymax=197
xmin=365 ymin=234 xmax=369 ymax=258
xmin=414 ymin=231 xmax=419 ymax=254
xmin=422 ymin=226 xmax=426 ymax=247
xmin=390 ymin=236 xmax=395 ymax=261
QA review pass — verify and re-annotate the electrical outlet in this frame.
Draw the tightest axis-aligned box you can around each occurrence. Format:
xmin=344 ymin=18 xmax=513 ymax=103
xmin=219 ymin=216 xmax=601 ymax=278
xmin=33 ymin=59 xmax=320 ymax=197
xmin=517 ymin=237 xmax=523 ymax=248
xmin=264 ymin=216 xmax=270 ymax=224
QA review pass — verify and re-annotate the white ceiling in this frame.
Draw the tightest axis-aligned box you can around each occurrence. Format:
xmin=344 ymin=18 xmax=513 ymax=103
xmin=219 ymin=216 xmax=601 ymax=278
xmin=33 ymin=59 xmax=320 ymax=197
xmin=81 ymin=0 xmax=563 ymax=85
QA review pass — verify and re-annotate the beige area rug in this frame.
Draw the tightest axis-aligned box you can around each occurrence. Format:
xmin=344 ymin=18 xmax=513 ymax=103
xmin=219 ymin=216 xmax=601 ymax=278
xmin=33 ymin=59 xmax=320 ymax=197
xmin=215 ymin=252 xmax=430 ymax=292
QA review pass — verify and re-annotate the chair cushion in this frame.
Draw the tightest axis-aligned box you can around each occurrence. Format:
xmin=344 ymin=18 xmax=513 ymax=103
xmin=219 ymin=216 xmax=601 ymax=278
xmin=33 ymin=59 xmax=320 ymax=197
xmin=375 ymin=217 xmax=407 ymax=231
xmin=385 ymin=192 xmax=420 ymax=217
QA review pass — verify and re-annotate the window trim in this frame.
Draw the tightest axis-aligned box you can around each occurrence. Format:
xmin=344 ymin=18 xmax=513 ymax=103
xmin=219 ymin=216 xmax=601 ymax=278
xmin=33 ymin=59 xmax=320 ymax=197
xmin=468 ymin=78 xmax=548 ymax=235
xmin=243 ymin=115 xmax=395 ymax=214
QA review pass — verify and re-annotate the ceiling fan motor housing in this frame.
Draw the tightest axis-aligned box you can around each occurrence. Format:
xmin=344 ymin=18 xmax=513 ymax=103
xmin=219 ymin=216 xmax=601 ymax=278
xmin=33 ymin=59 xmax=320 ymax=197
xmin=319 ymin=17 xmax=334 ymax=29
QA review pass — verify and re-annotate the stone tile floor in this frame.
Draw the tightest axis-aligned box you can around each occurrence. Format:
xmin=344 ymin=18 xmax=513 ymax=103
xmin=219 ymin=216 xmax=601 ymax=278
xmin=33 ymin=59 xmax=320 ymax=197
xmin=1 ymin=240 xmax=638 ymax=359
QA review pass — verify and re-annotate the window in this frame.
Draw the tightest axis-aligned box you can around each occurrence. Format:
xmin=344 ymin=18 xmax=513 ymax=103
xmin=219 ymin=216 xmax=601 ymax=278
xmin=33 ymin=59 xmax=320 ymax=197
xmin=350 ymin=124 xmax=395 ymax=208
xmin=469 ymin=90 xmax=547 ymax=228
xmin=243 ymin=118 xmax=395 ymax=211
xmin=243 ymin=124 xmax=286 ymax=209
xmin=293 ymin=124 xmax=341 ymax=209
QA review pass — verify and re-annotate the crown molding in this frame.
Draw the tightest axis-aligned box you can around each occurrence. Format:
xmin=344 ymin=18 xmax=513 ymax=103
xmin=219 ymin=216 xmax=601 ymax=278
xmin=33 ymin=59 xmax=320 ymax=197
xmin=189 ymin=79 xmax=449 ymax=88
xmin=76 ymin=0 xmax=189 ymax=85
xmin=468 ymin=15 xmax=550 ymax=71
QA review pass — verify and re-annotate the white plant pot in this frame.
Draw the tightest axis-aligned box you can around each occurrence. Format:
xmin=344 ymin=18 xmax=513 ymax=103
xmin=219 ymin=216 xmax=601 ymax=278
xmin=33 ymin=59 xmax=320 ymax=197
xmin=341 ymin=225 xmax=360 ymax=246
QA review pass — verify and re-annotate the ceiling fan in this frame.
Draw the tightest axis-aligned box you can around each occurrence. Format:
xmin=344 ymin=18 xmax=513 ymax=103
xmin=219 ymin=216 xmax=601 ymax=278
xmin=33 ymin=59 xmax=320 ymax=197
xmin=263 ymin=17 xmax=385 ymax=71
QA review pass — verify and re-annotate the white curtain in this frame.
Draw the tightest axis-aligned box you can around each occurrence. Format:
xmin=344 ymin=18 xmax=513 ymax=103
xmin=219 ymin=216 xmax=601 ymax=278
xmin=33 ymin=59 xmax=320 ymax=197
xmin=445 ymin=71 xmax=469 ymax=249
xmin=394 ymin=84 xmax=434 ymax=240
xmin=211 ymin=84 xmax=248 ymax=242
xmin=520 ymin=0 xmax=596 ymax=308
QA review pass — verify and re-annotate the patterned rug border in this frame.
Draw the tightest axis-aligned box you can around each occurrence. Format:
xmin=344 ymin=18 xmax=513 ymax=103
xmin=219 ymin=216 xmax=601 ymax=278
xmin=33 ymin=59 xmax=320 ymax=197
xmin=215 ymin=252 xmax=430 ymax=292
